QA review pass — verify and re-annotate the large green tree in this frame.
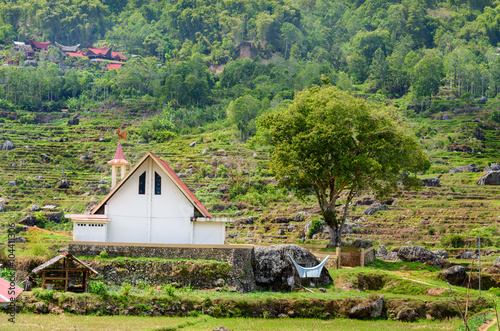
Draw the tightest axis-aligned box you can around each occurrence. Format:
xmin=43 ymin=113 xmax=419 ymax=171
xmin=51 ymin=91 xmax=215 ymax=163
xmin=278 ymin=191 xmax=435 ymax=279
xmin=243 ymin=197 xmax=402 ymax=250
xmin=260 ymin=85 xmax=429 ymax=247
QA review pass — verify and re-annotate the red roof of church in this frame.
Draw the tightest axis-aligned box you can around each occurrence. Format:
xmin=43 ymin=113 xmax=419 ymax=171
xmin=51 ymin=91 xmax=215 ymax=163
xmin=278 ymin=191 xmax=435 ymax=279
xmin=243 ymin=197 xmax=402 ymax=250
xmin=28 ymin=39 xmax=50 ymax=49
xmin=150 ymin=152 xmax=212 ymax=218
xmin=0 ymin=277 xmax=23 ymax=305
xmin=107 ymin=63 xmax=124 ymax=70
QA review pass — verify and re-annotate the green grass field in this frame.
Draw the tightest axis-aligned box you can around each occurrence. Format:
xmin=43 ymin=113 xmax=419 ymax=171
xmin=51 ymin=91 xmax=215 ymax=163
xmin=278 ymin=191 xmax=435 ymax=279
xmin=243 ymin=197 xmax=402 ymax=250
xmin=0 ymin=314 xmax=463 ymax=331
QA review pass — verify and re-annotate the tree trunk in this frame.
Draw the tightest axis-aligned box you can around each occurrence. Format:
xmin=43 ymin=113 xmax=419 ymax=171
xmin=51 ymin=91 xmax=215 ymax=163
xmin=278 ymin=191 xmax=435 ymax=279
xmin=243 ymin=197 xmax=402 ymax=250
xmin=325 ymin=224 xmax=343 ymax=248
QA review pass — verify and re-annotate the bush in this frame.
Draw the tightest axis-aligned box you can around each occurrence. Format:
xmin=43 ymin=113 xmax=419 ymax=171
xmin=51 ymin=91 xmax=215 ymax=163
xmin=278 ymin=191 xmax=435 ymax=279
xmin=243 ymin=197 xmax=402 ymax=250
xmin=441 ymin=234 xmax=465 ymax=248
xmin=89 ymin=281 xmax=108 ymax=296
xmin=492 ymin=110 xmax=500 ymax=123
xmin=308 ymin=219 xmax=322 ymax=238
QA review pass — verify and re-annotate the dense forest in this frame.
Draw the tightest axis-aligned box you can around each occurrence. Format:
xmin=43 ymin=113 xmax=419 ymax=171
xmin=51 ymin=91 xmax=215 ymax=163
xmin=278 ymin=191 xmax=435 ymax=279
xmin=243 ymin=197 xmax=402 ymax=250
xmin=0 ymin=0 xmax=500 ymax=138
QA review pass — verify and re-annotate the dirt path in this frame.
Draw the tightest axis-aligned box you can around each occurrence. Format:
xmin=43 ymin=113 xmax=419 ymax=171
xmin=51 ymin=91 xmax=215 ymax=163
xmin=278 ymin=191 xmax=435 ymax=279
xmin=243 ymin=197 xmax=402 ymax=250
xmin=478 ymin=317 xmax=497 ymax=331
xmin=27 ymin=226 xmax=71 ymax=236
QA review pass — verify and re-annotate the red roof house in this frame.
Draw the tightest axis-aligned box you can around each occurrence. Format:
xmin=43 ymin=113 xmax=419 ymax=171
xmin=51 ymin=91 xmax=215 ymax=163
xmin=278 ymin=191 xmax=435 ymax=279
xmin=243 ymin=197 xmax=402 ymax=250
xmin=28 ymin=39 xmax=50 ymax=51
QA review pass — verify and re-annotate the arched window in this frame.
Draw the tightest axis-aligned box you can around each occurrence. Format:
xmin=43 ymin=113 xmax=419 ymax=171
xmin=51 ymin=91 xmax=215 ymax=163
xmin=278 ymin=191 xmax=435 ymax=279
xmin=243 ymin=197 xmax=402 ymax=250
xmin=139 ymin=172 xmax=146 ymax=194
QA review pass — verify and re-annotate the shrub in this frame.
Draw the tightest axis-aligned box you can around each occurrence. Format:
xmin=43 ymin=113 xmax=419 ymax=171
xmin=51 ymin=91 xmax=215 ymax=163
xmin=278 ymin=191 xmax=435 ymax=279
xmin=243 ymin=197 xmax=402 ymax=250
xmin=492 ymin=110 xmax=500 ymax=123
xmin=89 ymin=281 xmax=108 ymax=296
xmin=308 ymin=219 xmax=322 ymax=238
xmin=441 ymin=234 xmax=465 ymax=248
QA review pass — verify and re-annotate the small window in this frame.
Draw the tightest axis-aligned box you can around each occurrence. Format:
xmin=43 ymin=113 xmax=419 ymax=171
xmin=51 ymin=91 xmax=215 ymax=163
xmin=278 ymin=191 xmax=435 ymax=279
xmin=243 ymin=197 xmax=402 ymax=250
xmin=155 ymin=172 xmax=161 ymax=195
xmin=139 ymin=172 xmax=146 ymax=194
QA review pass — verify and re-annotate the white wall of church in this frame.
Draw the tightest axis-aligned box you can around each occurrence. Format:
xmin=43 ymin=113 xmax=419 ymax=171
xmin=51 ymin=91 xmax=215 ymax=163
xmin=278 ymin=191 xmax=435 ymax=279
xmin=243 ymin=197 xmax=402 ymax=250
xmin=105 ymin=157 xmax=195 ymax=244
xmin=193 ymin=222 xmax=225 ymax=245
xmin=73 ymin=223 xmax=107 ymax=242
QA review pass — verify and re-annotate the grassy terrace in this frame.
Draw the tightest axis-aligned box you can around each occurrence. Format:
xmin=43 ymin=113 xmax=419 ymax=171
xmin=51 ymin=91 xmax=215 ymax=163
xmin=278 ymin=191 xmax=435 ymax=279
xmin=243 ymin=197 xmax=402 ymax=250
xmin=1 ymin=314 xmax=463 ymax=331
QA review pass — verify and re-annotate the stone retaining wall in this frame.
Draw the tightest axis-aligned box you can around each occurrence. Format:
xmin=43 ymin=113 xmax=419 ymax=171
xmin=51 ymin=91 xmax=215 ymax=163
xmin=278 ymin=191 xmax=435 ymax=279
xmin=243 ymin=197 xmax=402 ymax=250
xmin=69 ymin=242 xmax=256 ymax=292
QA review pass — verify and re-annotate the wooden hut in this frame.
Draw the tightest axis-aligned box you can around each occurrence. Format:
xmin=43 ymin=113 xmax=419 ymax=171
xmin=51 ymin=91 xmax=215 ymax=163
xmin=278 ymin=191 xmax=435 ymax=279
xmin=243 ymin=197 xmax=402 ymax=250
xmin=32 ymin=253 xmax=98 ymax=293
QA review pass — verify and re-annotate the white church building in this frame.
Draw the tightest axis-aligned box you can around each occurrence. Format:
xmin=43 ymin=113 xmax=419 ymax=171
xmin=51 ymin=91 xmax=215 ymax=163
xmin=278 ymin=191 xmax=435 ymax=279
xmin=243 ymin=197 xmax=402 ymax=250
xmin=66 ymin=144 xmax=229 ymax=245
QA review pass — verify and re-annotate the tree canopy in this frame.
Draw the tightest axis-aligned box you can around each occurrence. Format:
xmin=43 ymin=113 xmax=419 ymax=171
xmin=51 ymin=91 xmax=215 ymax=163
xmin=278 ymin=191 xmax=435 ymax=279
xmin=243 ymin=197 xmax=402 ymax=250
xmin=260 ymin=85 xmax=429 ymax=247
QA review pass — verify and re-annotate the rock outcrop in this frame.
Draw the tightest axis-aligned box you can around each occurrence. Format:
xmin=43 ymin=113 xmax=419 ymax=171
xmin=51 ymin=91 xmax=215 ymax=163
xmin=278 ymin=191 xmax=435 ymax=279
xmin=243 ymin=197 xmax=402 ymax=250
xmin=477 ymin=171 xmax=500 ymax=185
xmin=252 ymin=245 xmax=332 ymax=291
xmin=397 ymin=246 xmax=438 ymax=264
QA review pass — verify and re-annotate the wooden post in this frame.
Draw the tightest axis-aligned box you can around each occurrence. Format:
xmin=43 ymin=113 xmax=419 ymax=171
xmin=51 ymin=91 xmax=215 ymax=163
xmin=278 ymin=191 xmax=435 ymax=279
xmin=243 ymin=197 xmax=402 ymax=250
xmin=41 ymin=270 xmax=45 ymax=289
xmin=361 ymin=248 xmax=365 ymax=267
xmin=64 ymin=256 xmax=69 ymax=292
xmin=336 ymin=247 xmax=341 ymax=269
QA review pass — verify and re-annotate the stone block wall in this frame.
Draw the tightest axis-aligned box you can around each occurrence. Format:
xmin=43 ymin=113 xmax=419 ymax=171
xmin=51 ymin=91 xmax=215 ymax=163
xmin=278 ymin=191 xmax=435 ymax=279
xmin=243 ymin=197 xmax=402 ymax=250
xmin=69 ymin=242 xmax=256 ymax=292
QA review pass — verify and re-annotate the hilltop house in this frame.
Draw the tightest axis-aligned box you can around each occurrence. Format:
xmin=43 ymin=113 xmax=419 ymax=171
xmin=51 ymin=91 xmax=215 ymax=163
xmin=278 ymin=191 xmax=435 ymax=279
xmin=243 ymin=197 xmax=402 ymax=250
xmin=66 ymin=144 xmax=228 ymax=245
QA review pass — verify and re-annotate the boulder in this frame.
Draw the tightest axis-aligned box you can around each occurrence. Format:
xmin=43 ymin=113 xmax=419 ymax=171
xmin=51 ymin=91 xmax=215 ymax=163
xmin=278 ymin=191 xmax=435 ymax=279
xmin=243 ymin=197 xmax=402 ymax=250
xmin=450 ymin=164 xmax=482 ymax=174
xmin=477 ymin=171 xmax=500 ymax=185
xmin=19 ymin=215 xmax=37 ymax=226
xmin=383 ymin=252 xmax=400 ymax=261
xmin=350 ymin=239 xmax=374 ymax=249
xmin=278 ymin=229 xmax=285 ymax=235
xmin=473 ymin=118 xmax=482 ymax=123
xmin=304 ymin=221 xmax=323 ymax=236
xmin=377 ymin=245 xmax=388 ymax=256
xmin=349 ymin=296 xmax=384 ymax=319
xmin=461 ymin=251 xmax=475 ymax=259
xmin=9 ymin=235 xmax=26 ymax=243
xmin=57 ymin=180 xmax=70 ymax=189
xmin=397 ymin=246 xmax=438 ymax=264
xmin=189 ymin=141 xmax=197 ymax=147
xmin=294 ymin=211 xmax=307 ymax=222
xmin=432 ymin=250 xmax=449 ymax=259
xmin=492 ymin=163 xmax=500 ymax=171
xmin=396 ymin=307 xmax=418 ymax=322
xmin=355 ymin=197 xmax=376 ymax=206
xmin=67 ymin=117 xmax=79 ymax=126
xmin=40 ymin=153 xmax=51 ymax=161
xmin=371 ymin=202 xmax=389 ymax=211
xmin=478 ymin=96 xmax=487 ymax=104
xmin=442 ymin=114 xmax=450 ymax=120
xmin=8 ymin=180 xmax=17 ymax=187
xmin=441 ymin=265 xmax=467 ymax=286
xmin=364 ymin=207 xmax=378 ymax=215
xmin=422 ymin=177 xmax=440 ymax=187
xmin=1 ymin=141 xmax=14 ymax=151
xmin=493 ymin=256 xmax=500 ymax=267
xmin=31 ymin=204 xmax=41 ymax=212
xmin=252 ymin=245 xmax=332 ymax=290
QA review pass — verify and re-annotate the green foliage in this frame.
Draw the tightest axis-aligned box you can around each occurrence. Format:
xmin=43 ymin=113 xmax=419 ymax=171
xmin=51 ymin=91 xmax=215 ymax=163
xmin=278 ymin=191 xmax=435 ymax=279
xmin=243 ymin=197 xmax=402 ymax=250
xmin=441 ymin=234 xmax=465 ymax=248
xmin=308 ymin=219 xmax=323 ymax=238
xmin=89 ymin=281 xmax=108 ymax=296
xmin=260 ymin=85 xmax=428 ymax=246
xmin=33 ymin=288 xmax=55 ymax=302
xmin=162 ymin=284 xmax=176 ymax=297
xmin=0 ymin=268 xmax=15 ymax=279
xmin=492 ymin=110 xmax=500 ymax=123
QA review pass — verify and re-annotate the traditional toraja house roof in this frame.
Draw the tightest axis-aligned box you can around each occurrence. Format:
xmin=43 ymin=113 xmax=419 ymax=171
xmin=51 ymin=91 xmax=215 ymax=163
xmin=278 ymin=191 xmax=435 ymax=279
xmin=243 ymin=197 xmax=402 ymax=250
xmin=87 ymin=43 xmax=107 ymax=50
xmin=86 ymin=44 xmax=126 ymax=62
xmin=55 ymin=41 xmax=81 ymax=53
xmin=0 ymin=277 xmax=23 ymax=306
xmin=28 ymin=39 xmax=50 ymax=50
xmin=107 ymin=142 xmax=130 ymax=165
xmin=32 ymin=253 xmax=98 ymax=293
xmin=32 ymin=253 xmax=99 ymax=275
xmin=92 ymin=151 xmax=212 ymax=217
xmin=65 ymin=50 xmax=87 ymax=58
xmin=107 ymin=63 xmax=124 ymax=70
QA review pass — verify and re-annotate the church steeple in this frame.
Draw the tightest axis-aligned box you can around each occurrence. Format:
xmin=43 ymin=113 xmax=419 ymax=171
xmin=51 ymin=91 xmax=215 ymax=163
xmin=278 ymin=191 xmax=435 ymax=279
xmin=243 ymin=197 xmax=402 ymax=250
xmin=107 ymin=142 xmax=130 ymax=188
